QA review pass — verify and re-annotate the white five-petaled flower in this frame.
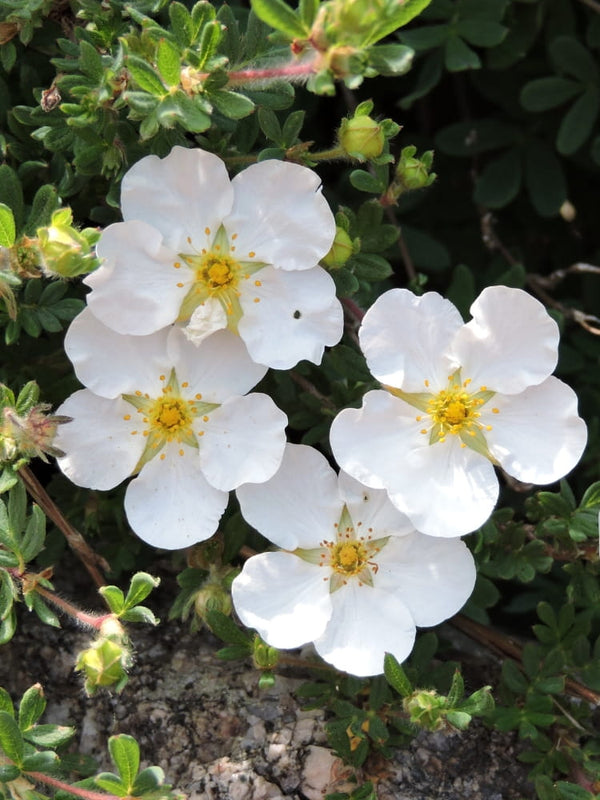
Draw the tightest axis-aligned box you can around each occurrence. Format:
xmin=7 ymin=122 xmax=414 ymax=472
xmin=330 ymin=286 xmax=588 ymax=538
xmin=54 ymin=309 xmax=287 ymax=549
xmin=84 ymin=146 xmax=343 ymax=370
xmin=232 ymin=444 xmax=476 ymax=677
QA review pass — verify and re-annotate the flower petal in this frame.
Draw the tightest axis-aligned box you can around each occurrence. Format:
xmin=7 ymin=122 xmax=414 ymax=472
xmin=237 ymin=443 xmax=342 ymax=550
xmin=55 ymin=390 xmax=142 ymax=490
xmin=167 ymin=327 xmax=267 ymax=401
xmin=184 ymin=298 xmax=228 ymax=345
xmin=359 ymin=289 xmax=464 ymax=391
xmin=232 ymin=551 xmax=332 ymax=648
xmin=87 ymin=220 xmax=186 ymax=335
xmin=225 ymin=160 xmax=335 ymax=271
xmin=486 ymin=376 xmax=587 ymax=483
xmin=124 ymin=442 xmax=228 ymax=549
xmin=64 ymin=308 xmax=169 ymax=398
xmin=387 ymin=437 xmax=499 ymax=537
xmin=121 ymin=147 xmax=233 ymax=252
xmin=452 ymin=286 xmax=559 ymax=393
xmin=238 ymin=266 xmax=343 ymax=368
xmin=200 ymin=393 xmax=287 ymax=490
xmin=338 ymin=471 xmax=415 ymax=539
xmin=315 ymin=582 xmax=416 ymax=676
xmin=376 ymin=534 xmax=476 ymax=626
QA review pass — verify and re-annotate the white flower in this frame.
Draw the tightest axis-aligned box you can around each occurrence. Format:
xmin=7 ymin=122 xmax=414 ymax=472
xmin=232 ymin=444 xmax=476 ymax=677
xmin=330 ymin=286 xmax=588 ymax=538
xmin=54 ymin=308 xmax=287 ymax=549
xmin=84 ymin=147 xmax=343 ymax=369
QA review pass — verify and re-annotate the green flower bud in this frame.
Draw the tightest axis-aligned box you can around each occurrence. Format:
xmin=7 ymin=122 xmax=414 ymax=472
xmin=76 ymin=636 xmax=131 ymax=695
xmin=194 ymin=581 xmax=233 ymax=624
xmin=339 ymin=114 xmax=384 ymax=161
xmin=322 ymin=227 xmax=354 ymax=269
xmin=403 ymin=689 xmax=447 ymax=731
xmin=395 ymin=147 xmax=436 ymax=191
xmin=36 ymin=208 xmax=100 ymax=278
xmin=252 ymin=635 xmax=279 ymax=670
xmin=2 ymin=404 xmax=70 ymax=463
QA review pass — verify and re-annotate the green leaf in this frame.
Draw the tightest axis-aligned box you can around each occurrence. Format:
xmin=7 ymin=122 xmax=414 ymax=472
xmin=555 ymin=781 xmax=596 ymax=800
xmin=169 ymin=2 xmax=193 ymax=47
xmin=0 ymin=711 xmax=24 ymax=765
xmin=351 ymin=253 xmax=392 ymax=281
xmin=445 ymin=35 xmax=480 ymax=71
xmin=524 ymin=140 xmax=566 ymax=217
xmin=473 ymin=147 xmax=521 ymax=208
xmin=31 ymin=595 xmax=60 ymax=628
xmin=298 ymin=0 xmax=318 ymax=27
xmin=383 ymin=653 xmax=412 ymax=696
xmin=119 ymin=606 xmax=159 ymax=625
xmin=0 ymin=689 xmax=13 ymax=716
xmin=99 ymin=585 xmax=125 ymax=614
xmin=349 ymin=169 xmax=385 ymax=194
xmin=0 ymin=165 xmax=24 ymax=230
xmin=399 ymin=24 xmax=448 ymax=51
xmin=210 ymin=90 xmax=255 ymax=120
xmin=445 ymin=710 xmax=471 ymax=729
xmin=446 ymin=263 xmax=476 ymax=318
xmin=0 ymin=203 xmax=15 ymax=247
xmin=365 ymin=0 xmax=433 ymax=47
xmin=550 ymin=36 xmax=599 ymax=82
xmin=156 ymin=38 xmax=181 ymax=87
xmin=18 ymin=685 xmax=46 ymax=731
xmin=367 ymin=44 xmax=414 ymax=77
xmin=502 ymin=659 xmax=528 ymax=694
xmin=435 ymin=119 xmax=519 ymax=157
xmin=8 ymin=481 xmax=26 ymax=543
xmin=250 ymin=0 xmax=309 ymax=39
xmin=79 ymin=40 xmax=103 ymax=83
xmin=25 ymin=185 xmax=58 ymax=236
xmin=127 ymin=56 xmax=167 ymax=97
xmin=520 ymin=77 xmax=582 ymax=112
xmin=197 ymin=20 xmax=223 ymax=70
xmin=557 ymin=85 xmax=600 ymax=155
xmin=580 ymin=481 xmax=600 ymax=509
xmin=21 ymin=751 xmax=59 ymax=772
xmin=24 ymin=724 xmax=75 ymax=748
xmin=21 ymin=505 xmax=46 ymax=563
xmin=206 ymin=610 xmax=251 ymax=645
xmin=132 ymin=766 xmax=165 ymax=795
xmin=94 ymin=773 xmax=129 ymax=796
xmin=0 ymin=764 xmax=21 ymax=782
xmin=401 ymin=225 xmax=450 ymax=270
xmin=124 ymin=572 xmax=160 ymax=610
xmin=456 ymin=20 xmax=507 ymax=48
xmin=109 ymin=735 xmax=139 ymax=792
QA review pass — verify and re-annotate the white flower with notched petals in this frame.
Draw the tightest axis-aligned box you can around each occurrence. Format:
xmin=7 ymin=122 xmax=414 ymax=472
xmin=84 ymin=147 xmax=343 ymax=369
xmin=330 ymin=286 xmax=588 ymax=538
xmin=54 ymin=309 xmax=287 ymax=549
xmin=232 ymin=444 xmax=476 ymax=677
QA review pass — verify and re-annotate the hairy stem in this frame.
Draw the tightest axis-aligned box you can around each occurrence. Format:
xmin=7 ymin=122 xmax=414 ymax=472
xmin=26 ymin=771 xmax=122 ymax=800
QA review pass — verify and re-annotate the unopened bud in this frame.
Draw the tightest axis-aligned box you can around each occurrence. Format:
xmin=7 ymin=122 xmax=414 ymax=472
xmin=322 ymin=227 xmax=354 ymax=269
xmin=37 ymin=208 xmax=99 ymax=278
xmin=252 ymin=635 xmax=279 ymax=671
xmin=339 ymin=115 xmax=384 ymax=161
xmin=76 ymin=633 xmax=131 ymax=695
xmin=403 ymin=689 xmax=447 ymax=731
xmin=194 ymin=582 xmax=233 ymax=623
xmin=2 ymin=404 xmax=70 ymax=463
xmin=395 ymin=146 xmax=436 ymax=191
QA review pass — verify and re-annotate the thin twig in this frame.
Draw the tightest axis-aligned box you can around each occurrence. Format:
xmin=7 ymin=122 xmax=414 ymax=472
xmin=289 ymin=370 xmax=337 ymax=410
xmin=578 ymin=0 xmax=600 ymax=13
xmin=18 ymin=466 xmax=108 ymax=587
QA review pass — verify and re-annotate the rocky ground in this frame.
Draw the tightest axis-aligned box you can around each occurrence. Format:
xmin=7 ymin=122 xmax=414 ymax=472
xmin=0 ymin=568 xmax=534 ymax=800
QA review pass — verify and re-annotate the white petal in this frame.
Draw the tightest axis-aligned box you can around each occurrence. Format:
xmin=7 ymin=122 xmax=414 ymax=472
xmin=225 ymin=160 xmax=335 ymax=271
xmin=200 ymin=393 xmax=287 ymax=490
xmin=331 ymin=391 xmax=498 ymax=537
xmin=376 ymin=534 xmax=476 ymax=626
xmin=452 ymin=286 xmax=559 ymax=393
xmin=359 ymin=289 xmax=464 ymax=391
xmin=238 ymin=266 xmax=343 ymax=369
xmin=167 ymin=327 xmax=267 ymax=401
xmin=232 ymin=551 xmax=332 ymax=648
xmin=184 ymin=298 xmax=227 ymax=345
xmin=124 ymin=442 xmax=228 ymax=549
xmin=315 ymin=582 xmax=416 ymax=676
xmin=236 ymin=443 xmax=342 ymax=550
xmin=87 ymin=220 xmax=186 ymax=335
xmin=388 ymin=438 xmax=499 ymax=537
xmin=486 ymin=376 xmax=587 ymax=483
xmin=55 ymin=390 xmax=142 ymax=490
xmin=338 ymin=471 xmax=415 ymax=539
xmin=121 ymin=147 xmax=233 ymax=252
xmin=64 ymin=308 xmax=169 ymax=398
xmin=330 ymin=390 xmax=419 ymax=491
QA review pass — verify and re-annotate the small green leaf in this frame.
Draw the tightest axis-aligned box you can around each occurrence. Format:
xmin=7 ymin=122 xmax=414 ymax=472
xmin=456 ymin=19 xmax=507 ymax=47
xmin=22 ymin=750 xmax=59 ymax=772
xmin=94 ymin=773 xmax=129 ymax=796
xmin=473 ymin=147 xmax=521 ymax=208
xmin=156 ymin=38 xmax=181 ymax=87
xmin=365 ymin=0 xmax=433 ymax=47
xmin=0 ymin=203 xmax=15 ymax=247
xmin=349 ymin=169 xmax=385 ymax=194
xmin=197 ymin=20 xmax=223 ymax=70
xmin=123 ymin=572 xmax=160 ymax=610
xmin=445 ymin=710 xmax=471 ymax=730
xmin=18 ymin=685 xmax=46 ymax=732
xmin=24 ymin=724 xmax=75 ymax=748
xmin=250 ymin=0 xmax=309 ymax=39
xmin=109 ymin=735 xmax=139 ymax=792
xmin=31 ymin=594 xmax=60 ymax=629
xmin=520 ymin=77 xmax=582 ymax=112
xmin=0 ymin=689 xmax=13 ymax=716
xmin=557 ymin=85 xmax=600 ymax=155
xmin=524 ymin=140 xmax=566 ymax=217
xmin=206 ymin=610 xmax=251 ymax=645
xmin=99 ymin=585 xmax=125 ymax=614
xmin=383 ymin=653 xmax=412 ymax=696
xmin=445 ymin=35 xmax=480 ymax=71
xmin=550 ymin=36 xmax=599 ymax=82
xmin=367 ymin=44 xmax=414 ymax=77
xmin=132 ymin=766 xmax=165 ymax=795
xmin=351 ymin=253 xmax=392 ymax=281
xmin=119 ymin=606 xmax=159 ymax=625
xmin=25 ymin=186 xmax=58 ymax=236
xmin=210 ymin=90 xmax=255 ymax=120
xmin=0 ymin=608 xmax=17 ymax=645
xmin=79 ymin=40 xmax=103 ymax=83
xmin=20 ymin=505 xmax=46 ymax=563
xmin=0 ymin=710 xmax=24 ymax=765
xmin=127 ymin=56 xmax=167 ymax=97
xmin=580 ymin=481 xmax=600 ymax=509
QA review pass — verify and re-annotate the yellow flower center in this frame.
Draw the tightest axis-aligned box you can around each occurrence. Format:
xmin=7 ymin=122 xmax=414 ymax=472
xmin=203 ymin=256 xmax=235 ymax=289
xmin=331 ymin=541 xmax=368 ymax=575
xmin=149 ymin=397 xmax=192 ymax=437
xmin=426 ymin=386 xmax=483 ymax=439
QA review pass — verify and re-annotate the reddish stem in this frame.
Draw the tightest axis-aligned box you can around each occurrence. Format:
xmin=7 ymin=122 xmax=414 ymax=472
xmin=26 ymin=771 xmax=121 ymax=800
xmin=225 ymin=59 xmax=317 ymax=87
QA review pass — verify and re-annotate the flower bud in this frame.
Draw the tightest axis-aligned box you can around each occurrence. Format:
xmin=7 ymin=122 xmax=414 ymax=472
xmin=252 ymin=635 xmax=279 ymax=671
xmin=36 ymin=208 xmax=99 ymax=278
xmin=403 ymin=689 xmax=447 ymax=731
xmin=395 ymin=146 xmax=436 ymax=191
xmin=2 ymin=404 xmax=70 ymax=463
xmin=339 ymin=115 xmax=384 ymax=161
xmin=194 ymin=581 xmax=233 ymax=624
xmin=322 ymin=227 xmax=354 ymax=269
xmin=76 ymin=634 xmax=131 ymax=695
